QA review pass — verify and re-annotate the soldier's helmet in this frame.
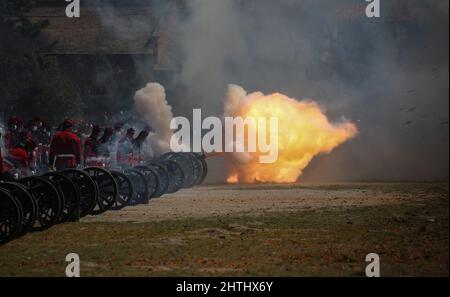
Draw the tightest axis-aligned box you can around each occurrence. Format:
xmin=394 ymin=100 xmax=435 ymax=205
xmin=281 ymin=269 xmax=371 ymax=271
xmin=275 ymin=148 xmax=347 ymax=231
xmin=62 ymin=118 xmax=75 ymax=130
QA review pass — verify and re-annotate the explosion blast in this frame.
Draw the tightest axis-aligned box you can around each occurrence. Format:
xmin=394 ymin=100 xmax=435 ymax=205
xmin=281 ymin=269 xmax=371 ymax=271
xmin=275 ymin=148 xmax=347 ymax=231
xmin=224 ymin=84 xmax=358 ymax=183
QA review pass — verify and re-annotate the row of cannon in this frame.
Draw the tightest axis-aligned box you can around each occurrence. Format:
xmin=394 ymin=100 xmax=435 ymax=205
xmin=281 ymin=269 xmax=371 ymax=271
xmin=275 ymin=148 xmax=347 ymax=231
xmin=0 ymin=152 xmax=208 ymax=245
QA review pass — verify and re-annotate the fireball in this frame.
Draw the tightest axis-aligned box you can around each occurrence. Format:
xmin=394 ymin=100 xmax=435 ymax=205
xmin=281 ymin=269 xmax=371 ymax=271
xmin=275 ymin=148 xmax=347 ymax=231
xmin=224 ymin=84 xmax=358 ymax=183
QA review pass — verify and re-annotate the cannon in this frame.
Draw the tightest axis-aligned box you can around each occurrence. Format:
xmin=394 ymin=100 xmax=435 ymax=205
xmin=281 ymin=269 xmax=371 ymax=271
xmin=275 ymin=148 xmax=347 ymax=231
xmin=0 ymin=182 xmax=38 ymax=235
xmin=0 ymin=188 xmax=23 ymax=244
xmin=43 ymin=172 xmax=80 ymax=222
xmin=19 ymin=176 xmax=63 ymax=231
xmin=0 ymin=152 xmax=209 ymax=245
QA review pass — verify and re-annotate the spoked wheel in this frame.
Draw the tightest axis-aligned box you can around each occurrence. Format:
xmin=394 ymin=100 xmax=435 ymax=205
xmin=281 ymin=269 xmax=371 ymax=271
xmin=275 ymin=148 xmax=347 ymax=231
xmin=0 ymin=182 xmax=37 ymax=235
xmin=43 ymin=173 xmax=80 ymax=223
xmin=194 ymin=153 xmax=208 ymax=185
xmin=134 ymin=166 xmax=160 ymax=199
xmin=153 ymin=160 xmax=184 ymax=194
xmin=160 ymin=152 xmax=196 ymax=188
xmin=41 ymin=176 xmax=66 ymax=223
xmin=123 ymin=168 xmax=149 ymax=205
xmin=61 ymin=169 xmax=98 ymax=218
xmin=0 ymin=189 xmax=23 ymax=245
xmin=188 ymin=153 xmax=205 ymax=185
xmin=84 ymin=167 xmax=119 ymax=215
xmin=19 ymin=176 xmax=62 ymax=231
xmin=110 ymin=171 xmax=133 ymax=210
xmin=138 ymin=163 xmax=169 ymax=198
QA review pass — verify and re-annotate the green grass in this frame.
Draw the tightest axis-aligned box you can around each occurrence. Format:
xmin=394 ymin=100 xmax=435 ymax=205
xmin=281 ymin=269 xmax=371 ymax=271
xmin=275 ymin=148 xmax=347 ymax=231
xmin=0 ymin=184 xmax=448 ymax=277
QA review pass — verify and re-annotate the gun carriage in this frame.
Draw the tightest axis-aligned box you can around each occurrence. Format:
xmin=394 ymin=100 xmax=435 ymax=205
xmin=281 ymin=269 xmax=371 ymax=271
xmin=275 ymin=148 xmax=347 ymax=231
xmin=0 ymin=152 xmax=208 ymax=245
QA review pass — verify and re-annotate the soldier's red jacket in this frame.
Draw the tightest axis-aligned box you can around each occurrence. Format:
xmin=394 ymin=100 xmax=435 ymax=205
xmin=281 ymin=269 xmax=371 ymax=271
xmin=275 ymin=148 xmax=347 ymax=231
xmin=49 ymin=130 xmax=81 ymax=169
xmin=8 ymin=147 xmax=29 ymax=171
xmin=84 ymin=137 xmax=99 ymax=159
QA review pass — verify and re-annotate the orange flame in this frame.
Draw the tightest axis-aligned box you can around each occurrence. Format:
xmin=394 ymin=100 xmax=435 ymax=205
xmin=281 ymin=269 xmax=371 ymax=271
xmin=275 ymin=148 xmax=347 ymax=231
xmin=226 ymin=174 xmax=238 ymax=184
xmin=225 ymin=87 xmax=358 ymax=183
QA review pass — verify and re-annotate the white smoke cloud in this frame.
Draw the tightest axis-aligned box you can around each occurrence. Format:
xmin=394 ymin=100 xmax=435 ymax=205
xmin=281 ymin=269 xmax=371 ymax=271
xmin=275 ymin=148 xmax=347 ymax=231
xmin=134 ymin=82 xmax=174 ymax=155
xmin=177 ymin=0 xmax=449 ymax=182
xmin=223 ymin=84 xmax=247 ymax=117
xmin=89 ymin=0 xmax=448 ymax=181
xmin=222 ymin=84 xmax=254 ymax=164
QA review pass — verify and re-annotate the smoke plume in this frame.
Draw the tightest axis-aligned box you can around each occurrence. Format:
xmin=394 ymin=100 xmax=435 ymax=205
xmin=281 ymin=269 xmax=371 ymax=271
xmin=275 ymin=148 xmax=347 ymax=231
xmin=89 ymin=0 xmax=448 ymax=182
xmin=134 ymin=82 xmax=173 ymax=155
xmin=176 ymin=0 xmax=449 ymax=182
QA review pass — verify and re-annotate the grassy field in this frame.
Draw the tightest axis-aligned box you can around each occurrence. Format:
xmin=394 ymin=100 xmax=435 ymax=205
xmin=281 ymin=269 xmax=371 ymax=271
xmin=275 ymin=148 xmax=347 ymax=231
xmin=0 ymin=183 xmax=448 ymax=277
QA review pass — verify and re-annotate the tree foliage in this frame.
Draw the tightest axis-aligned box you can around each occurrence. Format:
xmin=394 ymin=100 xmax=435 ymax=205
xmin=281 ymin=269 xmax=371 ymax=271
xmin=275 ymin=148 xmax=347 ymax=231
xmin=0 ymin=0 xmax=84 ymax=125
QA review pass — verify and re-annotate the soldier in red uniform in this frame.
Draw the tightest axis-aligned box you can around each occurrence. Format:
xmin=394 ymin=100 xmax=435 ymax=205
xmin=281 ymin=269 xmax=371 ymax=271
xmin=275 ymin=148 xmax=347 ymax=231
xmin=26 ymin=116 xmax=41 ymax=140
xmin=29 ymin=117 xmax=52 ymax=171
xmin=49 ymin=119 xmax=81 ymax=171
xmin=116 ymin=128 xmax=135 ymax=167
xmin=40 ymin=121 xmax=52 ymax=146
xmin=4 ymin=138 xmax=37 ymax=177
xmin=83 ymin=125 xmax=101 ymax=166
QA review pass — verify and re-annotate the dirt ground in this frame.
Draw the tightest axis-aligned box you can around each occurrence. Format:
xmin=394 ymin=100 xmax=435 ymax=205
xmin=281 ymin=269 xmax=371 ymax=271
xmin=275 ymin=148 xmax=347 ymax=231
xmin=0 ymin=182 xmax=448 ymax=276
xmin=83 ymin=182 xmax=439 ymax=223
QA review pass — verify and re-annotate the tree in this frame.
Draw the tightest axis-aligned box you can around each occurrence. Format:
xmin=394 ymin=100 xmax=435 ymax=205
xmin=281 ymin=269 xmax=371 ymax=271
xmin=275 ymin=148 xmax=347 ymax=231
xmin=0 ymin=0 xmax=84 ymax=125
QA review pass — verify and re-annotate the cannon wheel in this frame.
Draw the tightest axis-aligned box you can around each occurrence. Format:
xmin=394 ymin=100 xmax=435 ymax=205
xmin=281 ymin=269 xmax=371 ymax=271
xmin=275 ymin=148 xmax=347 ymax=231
xmin=139 ymin=163 xmax=169 ymax=198
xmin=84 ymin=167 xmax=119 ymax=215
xmin=0 ymin=189 xmax=23 ymax=245
xmin=134 ymin=166 xmax=160 ymax=199
xmin=61 ymin=169 xmax=98 ymax=217
xmin=187 ymin=153 xmax=205 ymax=185
xmin=160 ymin=152 xmax=196 ymax=188
xmin=154 ymin=160 xmax=184 ymax=194
xmin=192 ymin=153 xmax=208 ymax=185
xmin=19 ymin=176 xmax=62 ymax=231
xmin=123 ymin=168 xmax=149 ymax=205
xmin=0 ymin=182 xmax=37 ymax=235
xmin=43 ymin=173 xmax=80 ymax=223
xmin=41 ymin=176 xmax=66 ymax=223
xmin=110 ymin=171 xmax=133 ymax=210
xmin=198 ymin=155 xmax=208 ymax=184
